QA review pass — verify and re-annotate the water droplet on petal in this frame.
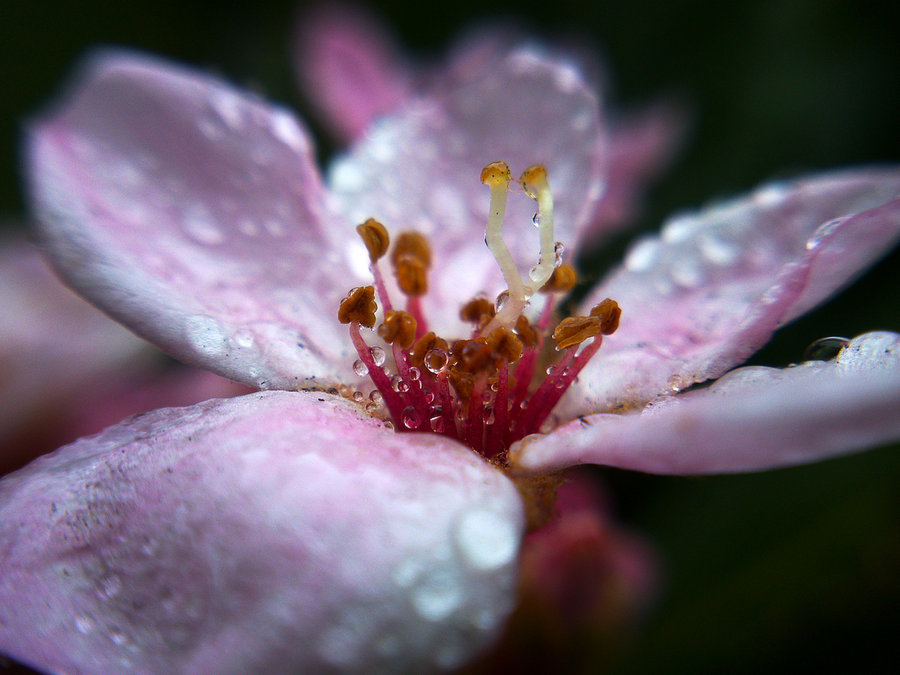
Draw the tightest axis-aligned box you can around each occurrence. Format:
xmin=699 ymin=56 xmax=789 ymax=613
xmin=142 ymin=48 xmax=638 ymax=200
xmin=183 ymin=203 xmax=225 ymax=245
xmin=353 ymin=359 xmax=369 ymax=377
xmin=803 ymin=336 xmax=850 ymax=362
xmin=412 ymin=568 xmax=462 ymax=622
xmin=454 ymin=509 xmax=518 ymax=570
xmin=531 ymin=212 xmax=542 ymax=228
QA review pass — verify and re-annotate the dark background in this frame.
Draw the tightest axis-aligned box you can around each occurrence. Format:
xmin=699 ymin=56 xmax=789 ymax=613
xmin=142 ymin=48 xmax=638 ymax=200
xmin=2 ymin=1 xmax=898 ymax=673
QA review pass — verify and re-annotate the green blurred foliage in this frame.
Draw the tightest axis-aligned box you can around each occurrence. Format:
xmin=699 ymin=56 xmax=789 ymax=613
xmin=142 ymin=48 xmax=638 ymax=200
xmin=1 ymin=1 xmax=898 ymax=673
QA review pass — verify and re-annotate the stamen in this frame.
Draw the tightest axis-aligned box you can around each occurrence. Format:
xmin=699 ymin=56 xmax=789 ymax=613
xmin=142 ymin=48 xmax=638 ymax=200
xmin=553 ymin=315 xmax=602 ymax=350
xmin=541 ymin=262 xmax=577 ymax=294
xmin=590 ymin=298 xmax=622 ymax=335
xmin=356 ymin=218 xmax=390 ymax=261
xmin=378 ymin=310 xmax=417 ymax=349
xmin=520 ymin=165 xmax=557 ymax=289
xmin=336 ymin=164 xmax=619 ymax=467
xmin=338 ymin=286 xmax=377 ymax=328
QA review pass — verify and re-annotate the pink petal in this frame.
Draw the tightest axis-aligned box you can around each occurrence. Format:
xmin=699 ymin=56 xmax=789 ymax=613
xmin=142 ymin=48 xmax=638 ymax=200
xmin=0 ymin=391 xmax=524 ymax=673
xmin=0 ymin=237 xmax=148 ymax=445
xmin=26 ymin=51 xmax=359 ymax=390
xmin=585 ymin=101 xmax=688 ymax=241
xmin=513 ymin=332 xmax=900 ymax=474
xmin=570 ymin=168 xmax=900 ymax=413
xmin=329 ymin=46 xmax=605 ymax=333
xmin=293 ymin=3 xmax=413 ymax=142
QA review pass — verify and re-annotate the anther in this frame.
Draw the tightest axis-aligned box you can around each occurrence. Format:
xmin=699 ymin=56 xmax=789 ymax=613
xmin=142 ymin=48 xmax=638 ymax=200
xmin=378 ymin=310 xmax=418 ymax=349
xmin=541 ymin=262 xmax=577 ymax=293
xmin=338 ymin=286 xmax=377 ymax=328
xmin=394 ymin=257 xmax=428 ymax=296
xmin=486 ymin=327 xmax=524 ymax=364
xmin=553 ymin=315 xmax=601 ymax=350
xmin=590 ymin=298 xmax=622 ymax=335
xmin=460 ymin=297 xmax=496 ymax=325
xmin=391 ymin=232 xmax=432 ymax=269
xmin=356 ymin=218 xmax=390 ymax=261
xmin=514 ymin=315 xmax=539 ymax=348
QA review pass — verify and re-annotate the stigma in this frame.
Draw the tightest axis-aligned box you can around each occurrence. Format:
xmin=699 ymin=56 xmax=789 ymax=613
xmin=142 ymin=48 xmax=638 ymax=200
xmin=338 ymin=163 xmax=620 ymax=465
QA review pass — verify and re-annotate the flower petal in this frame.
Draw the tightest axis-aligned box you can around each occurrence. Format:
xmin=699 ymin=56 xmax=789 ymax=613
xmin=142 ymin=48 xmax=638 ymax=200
xmin=329 ymin=46 xmax=605 ymax=332
xmin=513 ymin=332 xmax=900 ymax=474
xmin=572 ymin=168 xmax=900 ymax=412
xmin=0 ymin=390 xmax=524 ymax=673
xmin=0 ymin=237 xmax=148 ymax=445
xmin=293 ymin=3 xmax=413 ymax=143
xmin=26 ymin=51 xmax=358 ymax=389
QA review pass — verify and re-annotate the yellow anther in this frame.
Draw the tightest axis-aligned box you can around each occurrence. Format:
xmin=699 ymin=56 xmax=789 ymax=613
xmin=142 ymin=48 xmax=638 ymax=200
xmin=391 ymin=231 xmax=432 ymax=269
xmin=486 ymin=326 xmax=524 ymax=364
xmin=590 ymin=298 xmax=622 ymax=335
xmin=338 ymin=286 xmax=378 ymax=328
xmin=356 ymin=218 xmax=390 ymax=262
xmin=480 ymin=161 xmax=512 ymax=186
xmin=553 ymin=315 xmax=601 ymax=350
xmin=395 ymin=256 xmax=428 ymax=296
xmin=519 ymin=164 xmax=548 ymax=199
xmin=378 ymin=310 xmax=418 ymax=349
xmin=460 ymin=297 xmax=496 ymax=325
xmin=541 ymin=262 xmax=577 ymax=293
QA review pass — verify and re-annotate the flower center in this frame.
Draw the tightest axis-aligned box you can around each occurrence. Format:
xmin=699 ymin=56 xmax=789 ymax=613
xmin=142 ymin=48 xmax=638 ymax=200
xmin=338 ymin=162 xmax=620 ymax=466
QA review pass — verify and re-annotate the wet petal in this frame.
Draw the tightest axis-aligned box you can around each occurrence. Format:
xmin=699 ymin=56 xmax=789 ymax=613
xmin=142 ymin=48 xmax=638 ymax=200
xmin=0 ymin=390 xmax=524 ymax=673
xmin=514 ymin=332 xmax=900 ymax=474
xmin=293 ymin=3 xmax=413 ymax=142
xmin=330 ymin=46 xmax=604 ymax=333
xmin=26 ymin=51 xmax=358 ymax=390
xmin=572 ymin=168 xmax=900 ymax=412
xmin=585 ymin=101 xmax=688 ymax=241
xmin=0 ymin=237 xmax=148 ymax=446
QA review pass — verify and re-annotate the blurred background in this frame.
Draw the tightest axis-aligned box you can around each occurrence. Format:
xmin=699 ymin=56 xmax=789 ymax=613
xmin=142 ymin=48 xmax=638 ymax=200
xmin=2 ymin=0 xmax=898 ymax=673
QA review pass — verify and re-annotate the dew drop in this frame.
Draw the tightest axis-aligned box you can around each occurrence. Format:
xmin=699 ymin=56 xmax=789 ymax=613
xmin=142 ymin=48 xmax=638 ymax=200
xmin=531 ymin=212 xmax=542 ymax=228
xmin=75 ymin=615 xmax=95 ymax=634
xmin=352 ymin=390 xmax=365 ymax=402
xmin=554 ymin=241 xmax=565 ymax=265
xmin=99 ymin=574 xmax=122 ymax=598
xmin=353 ymin=359 xmax=369 ymax=377
xmin=454 ymin=509 xmax=518 ymax=570
xmin=402 ymin=406 xmax=422 ymax=429
xmin=369 ymin=346 xmax=386 ymax=367
xmin=183 ymin=204 xmax=225 ymax=245
xmin=408 ymin=366 xmax=421 ymax=381
xmin=803 ymin=336 xmax=849 ymax=362
xmin=528 ymin=265 xmax=543 ymax=282
xmin=232 ymin=330 xmax=255 ymax=349
xmin=270 ymin=109 xmax=307 ymax=151
xmin=430 ymin=416 xmax=445 ymax=432
xmin=425 ymin=348 xmax=448 ymax=374
xmin=369 ymin=390 xmax=383 ymax=403
xmin=412 ymin=569 xmax=462 ymax=622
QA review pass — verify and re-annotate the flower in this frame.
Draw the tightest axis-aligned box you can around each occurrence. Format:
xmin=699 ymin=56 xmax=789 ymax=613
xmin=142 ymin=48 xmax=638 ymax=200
xmin=3 ymin=6 xmax=900 ymax=674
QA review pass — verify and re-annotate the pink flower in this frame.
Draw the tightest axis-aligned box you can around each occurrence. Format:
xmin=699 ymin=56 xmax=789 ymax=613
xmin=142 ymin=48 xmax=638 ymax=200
xmin=3 ymin=7 xmax=900 ymax=674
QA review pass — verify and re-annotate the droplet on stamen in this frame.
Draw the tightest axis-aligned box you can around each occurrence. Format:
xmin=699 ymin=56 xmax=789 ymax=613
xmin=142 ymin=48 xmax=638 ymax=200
xmin=370 ymin=346 xmax=386 ymax=367
xmin=353 ymin=359 xmax=369 ymax=377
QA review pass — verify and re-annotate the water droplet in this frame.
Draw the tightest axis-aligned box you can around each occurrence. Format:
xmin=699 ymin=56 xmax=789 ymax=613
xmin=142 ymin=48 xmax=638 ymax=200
xmin=806 ymin=217 xmax=845 ymax=250
xmin=528 ymin=264 xmax=543 ymax=282
xmin=198 ymin=118 xmax=223 ymax=141
xmin=425 ymin=348 xmax=448 ymax=374
xmin=369 ymin=390 xmax=383 ymax=403
xmin=109 ymin=626 xmax=130 ymax=646
xmin=270 ymin=109 xmax=306 ymax=151
xmin=430 ymin=416 xmax=445 ymax=432
xmin=353 ymin=359 xmax=369 ymax=377
xmin=209 ymin=89 xmax=244 ymax=129
xmin=412 ymin=569 xmax=462 ymax=622
xmin=698 ymin=232 xmax=739 ymax=266
xmin=75 ymin=615 xmax=95 ymax=634
xmin=670 ymin=259 xmax=705 ymax=288
xmin=402 ymin=406 xmax=422 ymax=429
xmin=624 ymin=237 xmax=661 ymax=273
xmin=182 ymin=203 xmax=225 ymax=245
xmin=232 ymin=330 xmax=255 ymax=349
xmin=352 ymin=390 xmax=364 ymax=402
xmin=496 ymin=290 xmax=510 ymax=310
xmin=554 ymin=241 xmax=565 ymax=265
xmin=369 ymin=346 xmax=386 ymax=367
xmin=408 ymin=366 xmax=421 ymax=381
xmin=99 ymin=574 xmax=122 ymax=598
xmin=803 ymin=336 xmax=849 ymax=362
xmin=454 ymin=509 xmax=519 ymax=570
xmin=237 ymin=217 xmax=259 ymax=237
xmin=264 ymin=219 xmax=286 ymax=237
